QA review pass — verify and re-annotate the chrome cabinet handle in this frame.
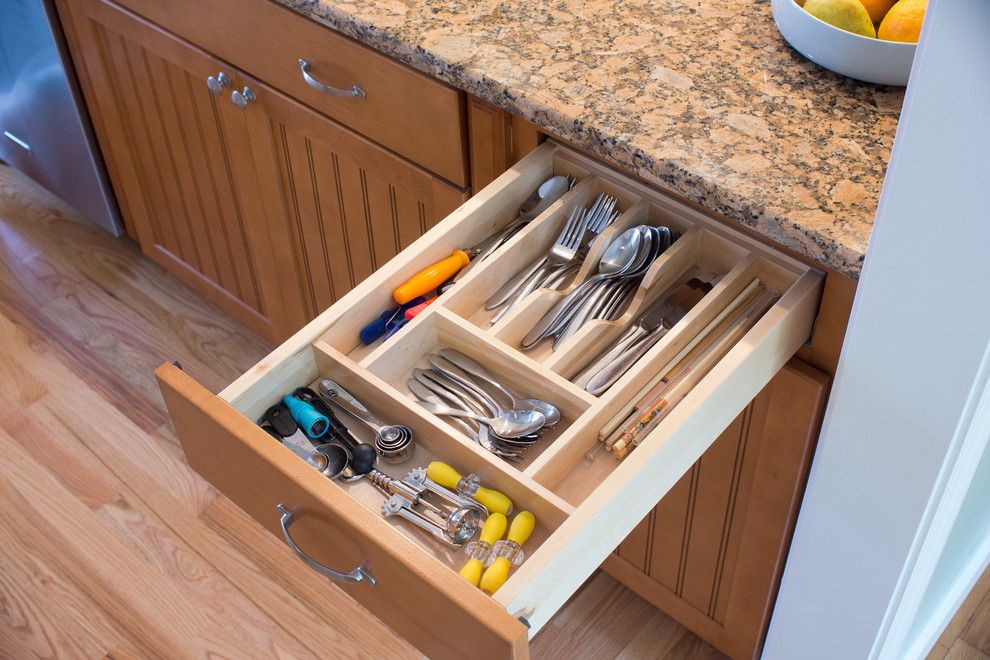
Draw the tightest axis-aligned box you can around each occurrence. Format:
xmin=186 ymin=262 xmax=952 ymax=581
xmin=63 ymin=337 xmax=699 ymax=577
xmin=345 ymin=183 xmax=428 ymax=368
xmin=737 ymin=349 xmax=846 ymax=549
xmin=277 ymin=504 xmax=377 ymax=585
xmin=298 ymin=58 xmax=366 ymax=99
xmin=230 ymin=86 xmax=256 ymax=109
xmin=206 ymin=71 xmax=231 ymax=96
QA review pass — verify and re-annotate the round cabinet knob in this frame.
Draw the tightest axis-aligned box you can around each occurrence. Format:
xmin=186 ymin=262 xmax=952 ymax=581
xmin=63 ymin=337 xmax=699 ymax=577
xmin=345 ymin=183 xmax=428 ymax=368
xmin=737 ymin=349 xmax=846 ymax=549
xmin=206 ymin=71 xmax=231 ymax=96
xmin=230 ymin=86 xmax=256 ymax=109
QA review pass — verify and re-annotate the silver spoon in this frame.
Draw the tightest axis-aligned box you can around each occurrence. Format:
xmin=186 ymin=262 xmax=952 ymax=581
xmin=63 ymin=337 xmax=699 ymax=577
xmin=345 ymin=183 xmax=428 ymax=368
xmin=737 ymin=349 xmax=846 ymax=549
xmin=555 ymin=226 xmax=657 ymax=346
xmin=413 ymin=369 xmax=493 ymax=419
xmin=407 ymin=379 xmax=522 ymax=461
xmin=523 ymin=226 xmax=642 ymax=348
xmin=437 ymin=349 xmax=561 ymax=426
xmin=415 ymin=402 xmax=546 ymax=439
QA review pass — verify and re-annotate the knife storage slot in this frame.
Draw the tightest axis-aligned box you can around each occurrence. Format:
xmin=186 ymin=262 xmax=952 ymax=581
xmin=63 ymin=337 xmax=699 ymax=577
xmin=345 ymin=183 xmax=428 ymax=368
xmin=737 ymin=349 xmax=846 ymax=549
xmin=522 ymin=254 xmax=808 ymax=504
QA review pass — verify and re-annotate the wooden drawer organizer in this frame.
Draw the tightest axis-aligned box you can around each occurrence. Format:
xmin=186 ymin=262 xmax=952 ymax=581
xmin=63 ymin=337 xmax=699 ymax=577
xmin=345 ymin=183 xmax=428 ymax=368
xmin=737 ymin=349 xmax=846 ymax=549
xmin=157 ymin=141 xmax=823 ymax=659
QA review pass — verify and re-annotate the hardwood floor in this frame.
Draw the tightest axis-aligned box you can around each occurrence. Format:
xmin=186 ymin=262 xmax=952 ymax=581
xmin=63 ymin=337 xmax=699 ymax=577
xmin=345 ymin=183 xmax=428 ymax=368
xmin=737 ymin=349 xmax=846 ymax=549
xmin=930 ymin=565 xmax=990 ymax=660
xmin=0 ymin=163 xmax=722 ymax=659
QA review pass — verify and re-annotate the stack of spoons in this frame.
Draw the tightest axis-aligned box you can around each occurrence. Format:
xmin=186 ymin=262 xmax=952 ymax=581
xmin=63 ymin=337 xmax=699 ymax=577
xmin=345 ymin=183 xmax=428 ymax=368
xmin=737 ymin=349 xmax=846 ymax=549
xmin=407 ymin=348 xmax=561 ymax=462
xmin=522 ymin=224 xmax=675 ymax=351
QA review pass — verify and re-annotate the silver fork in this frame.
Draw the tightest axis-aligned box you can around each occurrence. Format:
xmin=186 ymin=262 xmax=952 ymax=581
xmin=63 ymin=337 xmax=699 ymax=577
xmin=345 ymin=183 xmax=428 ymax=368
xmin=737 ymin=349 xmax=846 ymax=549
xmin=490 ymin=205 xmax=590 ymax=323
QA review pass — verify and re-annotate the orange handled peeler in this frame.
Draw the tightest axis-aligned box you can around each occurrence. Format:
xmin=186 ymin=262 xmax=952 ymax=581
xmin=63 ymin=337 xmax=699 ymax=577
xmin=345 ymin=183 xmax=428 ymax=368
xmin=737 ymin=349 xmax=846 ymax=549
xmin=392 ymin=250 xmax=472 ymax=305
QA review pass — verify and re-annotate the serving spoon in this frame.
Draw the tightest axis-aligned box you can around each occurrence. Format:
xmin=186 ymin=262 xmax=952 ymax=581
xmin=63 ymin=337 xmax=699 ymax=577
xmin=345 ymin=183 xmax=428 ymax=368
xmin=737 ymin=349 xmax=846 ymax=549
xmin=437 ymin=348 xmax=561 ymax=426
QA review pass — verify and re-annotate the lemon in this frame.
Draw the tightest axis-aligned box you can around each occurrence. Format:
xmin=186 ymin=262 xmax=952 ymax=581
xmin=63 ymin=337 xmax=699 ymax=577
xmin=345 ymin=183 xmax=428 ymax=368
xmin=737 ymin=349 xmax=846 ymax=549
xmin=803 ymin=0 xmax=877 ymax=38
xmin=878 ymin=0 xmax=927 ymax=43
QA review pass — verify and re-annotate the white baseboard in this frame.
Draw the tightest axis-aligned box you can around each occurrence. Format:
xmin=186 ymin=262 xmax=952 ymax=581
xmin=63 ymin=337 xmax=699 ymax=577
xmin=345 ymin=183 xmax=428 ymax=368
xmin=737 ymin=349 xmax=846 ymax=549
xmin=904 ymin=535 xmax=990 ymax=659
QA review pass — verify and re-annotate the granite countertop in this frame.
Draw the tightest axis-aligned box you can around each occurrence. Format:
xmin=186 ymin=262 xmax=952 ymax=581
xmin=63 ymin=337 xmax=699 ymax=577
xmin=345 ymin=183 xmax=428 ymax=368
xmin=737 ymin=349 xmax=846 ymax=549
xmin=276 ymin=0 xmax=903 ymax=277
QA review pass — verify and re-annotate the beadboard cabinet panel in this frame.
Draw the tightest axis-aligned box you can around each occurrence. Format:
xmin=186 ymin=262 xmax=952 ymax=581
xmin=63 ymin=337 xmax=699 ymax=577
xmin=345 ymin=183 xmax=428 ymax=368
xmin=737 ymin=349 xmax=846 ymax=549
xmin=59 ymin=0 xmax=470 ymax=342
xmin=240 ymin=73 xmax=469 ymax=334
xmin=604 ymin=358 xmax=829 ymax=659
xmin=58 ymin=0 xmax=284 ymax=338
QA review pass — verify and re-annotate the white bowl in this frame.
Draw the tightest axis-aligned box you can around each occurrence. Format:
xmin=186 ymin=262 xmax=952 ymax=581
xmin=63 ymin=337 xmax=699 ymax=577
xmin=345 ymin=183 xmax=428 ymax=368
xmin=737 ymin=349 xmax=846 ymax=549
xmin=771 ymin=0 xmax=916 ymax=86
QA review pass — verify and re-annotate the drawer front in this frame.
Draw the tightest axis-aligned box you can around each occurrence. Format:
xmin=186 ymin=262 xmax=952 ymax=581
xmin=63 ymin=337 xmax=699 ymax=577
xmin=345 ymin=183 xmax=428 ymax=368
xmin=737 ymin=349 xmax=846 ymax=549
xmin=157 ymin=364 xmax=527 ymax=659
xmin=160 ymin=141 xmax=824 ymax=656
xmin=113 ymin=0 xmax=469 ymax=186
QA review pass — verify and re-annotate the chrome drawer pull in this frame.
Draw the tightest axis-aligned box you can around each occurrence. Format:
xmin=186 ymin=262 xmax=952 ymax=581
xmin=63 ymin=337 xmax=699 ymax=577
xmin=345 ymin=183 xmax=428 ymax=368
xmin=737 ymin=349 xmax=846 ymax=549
xmin=297 ymin=58 xmax=366 ymax=99
xmin=277 ymin=504 xmax=377 ymax=585
xmin=230 ymin=86 xmax=256 ymax=109
xmin=206 ymin=71 xmax=231 ymax=96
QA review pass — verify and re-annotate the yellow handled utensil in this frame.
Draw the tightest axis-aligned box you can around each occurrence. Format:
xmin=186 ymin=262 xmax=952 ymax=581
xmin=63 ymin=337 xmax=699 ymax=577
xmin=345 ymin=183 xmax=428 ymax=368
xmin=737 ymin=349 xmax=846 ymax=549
xmin=459 ymin=513 xmax=507 ymax=586
xmin=480 ymin=511 xmax=535 ymax=595
xmin=426 ymin=461 xmax=513 ymax=515
xmin=393 ymin=250 xmax=471 ymax=305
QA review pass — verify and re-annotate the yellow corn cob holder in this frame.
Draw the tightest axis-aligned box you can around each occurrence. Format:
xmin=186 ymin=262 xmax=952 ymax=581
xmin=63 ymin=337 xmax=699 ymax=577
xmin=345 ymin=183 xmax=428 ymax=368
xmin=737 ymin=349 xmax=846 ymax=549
xmin=426 ymin=461 xmax=513 ymax=516
xmin=480 ymin=511 xmax=535 ymax=594
xmin=459 ymin=513 xmax=507 ymax=586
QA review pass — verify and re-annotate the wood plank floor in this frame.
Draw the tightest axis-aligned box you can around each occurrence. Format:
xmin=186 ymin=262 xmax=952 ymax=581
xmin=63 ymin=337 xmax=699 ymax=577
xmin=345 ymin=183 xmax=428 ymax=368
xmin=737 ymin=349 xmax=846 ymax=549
xmin=0 ymin=163 xmax=723 ymax=659
xmin=929 ymin=565 xmax=990 ymax=660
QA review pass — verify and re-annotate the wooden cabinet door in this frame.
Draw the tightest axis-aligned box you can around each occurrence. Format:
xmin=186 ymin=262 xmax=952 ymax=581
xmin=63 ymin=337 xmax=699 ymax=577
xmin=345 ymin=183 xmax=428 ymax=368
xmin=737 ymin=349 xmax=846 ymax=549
xmin=236 ymin=72 xmax=470 ymax=336
xmin=602 ymin=358 xmax=829 ymax=659
xmin=57 ymin=0 xmax=285 ymax=339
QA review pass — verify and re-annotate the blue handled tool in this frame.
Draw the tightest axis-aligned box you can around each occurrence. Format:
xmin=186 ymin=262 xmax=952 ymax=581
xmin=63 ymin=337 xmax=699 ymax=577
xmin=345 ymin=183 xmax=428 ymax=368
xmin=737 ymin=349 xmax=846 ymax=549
xmin=282 ymin=394 xmax=329 ymax=439
xmin=359 ymin=296 xmax=427 ymax=345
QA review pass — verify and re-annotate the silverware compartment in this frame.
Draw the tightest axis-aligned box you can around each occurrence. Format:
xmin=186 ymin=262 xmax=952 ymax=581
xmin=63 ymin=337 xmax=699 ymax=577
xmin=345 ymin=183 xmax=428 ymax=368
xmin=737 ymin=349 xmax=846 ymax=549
xmin=361 ymin=308 xmax=594 ymax=472
xmin=441 ymin=175 xmax=641 ymax=334
xmin=316 ymin=149 xmax=591 ymax=363
xmin=543 ymin=215 xmax=752 ymax=388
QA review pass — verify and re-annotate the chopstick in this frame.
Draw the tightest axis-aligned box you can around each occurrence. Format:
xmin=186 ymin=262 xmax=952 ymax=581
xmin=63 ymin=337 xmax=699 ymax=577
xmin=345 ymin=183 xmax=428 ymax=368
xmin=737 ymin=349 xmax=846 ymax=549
xmin=609 ymin=289 xmax=777 ymax=459
xmin=599 ymin=277 xmax=763 ymax=442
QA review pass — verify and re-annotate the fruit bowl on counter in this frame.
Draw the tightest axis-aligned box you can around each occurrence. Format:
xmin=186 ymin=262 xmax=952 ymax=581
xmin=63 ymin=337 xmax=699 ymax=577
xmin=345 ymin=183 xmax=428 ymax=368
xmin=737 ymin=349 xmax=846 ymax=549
xmin=772 ymin=0 xmax=919 ymax=86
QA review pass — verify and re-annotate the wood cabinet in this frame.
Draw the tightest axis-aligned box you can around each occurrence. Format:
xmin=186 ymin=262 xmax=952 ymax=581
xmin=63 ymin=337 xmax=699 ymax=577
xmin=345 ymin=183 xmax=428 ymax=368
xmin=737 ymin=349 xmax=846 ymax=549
xmin=58 ymin=0 xmax=282 ymax=338
xmin=604 ymin=358 xmax=828 ymax=659
xmin=239 ymin=73 xmax=468 ymax=333
xmin=58 ymin=0 xmax=469 ymax=341
xmin=61 ymin=1 xmax=846 ymax=657
xmin=110 ymin=0 xmax=471 ymax=187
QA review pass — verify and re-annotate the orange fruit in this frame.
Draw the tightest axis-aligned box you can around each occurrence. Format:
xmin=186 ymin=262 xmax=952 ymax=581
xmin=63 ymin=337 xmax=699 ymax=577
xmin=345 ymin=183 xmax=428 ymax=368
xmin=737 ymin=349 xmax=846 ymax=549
xmin=859 ymin=0 xmax=897 ymax=23
xmin=878 ymin=0 xmax=927 ymax=43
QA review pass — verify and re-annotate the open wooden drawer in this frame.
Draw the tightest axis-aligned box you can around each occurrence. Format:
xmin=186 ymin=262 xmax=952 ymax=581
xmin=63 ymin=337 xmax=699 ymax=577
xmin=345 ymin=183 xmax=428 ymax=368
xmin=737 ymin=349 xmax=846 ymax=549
xmin=157 ymin=141 xmax=823 ymax=659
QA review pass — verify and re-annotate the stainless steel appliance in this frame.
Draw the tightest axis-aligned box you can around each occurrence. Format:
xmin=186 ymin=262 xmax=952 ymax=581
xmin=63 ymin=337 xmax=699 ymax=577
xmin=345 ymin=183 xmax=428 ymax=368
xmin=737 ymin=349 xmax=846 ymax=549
xmin=0 ymin=0 xmax=122 ymax=235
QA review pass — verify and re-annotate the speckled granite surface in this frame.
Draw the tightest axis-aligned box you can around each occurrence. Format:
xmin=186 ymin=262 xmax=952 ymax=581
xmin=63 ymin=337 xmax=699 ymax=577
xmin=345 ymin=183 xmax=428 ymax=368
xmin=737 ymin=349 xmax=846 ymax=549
xmin=275 ymin=0 xmax=903 ymax=277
